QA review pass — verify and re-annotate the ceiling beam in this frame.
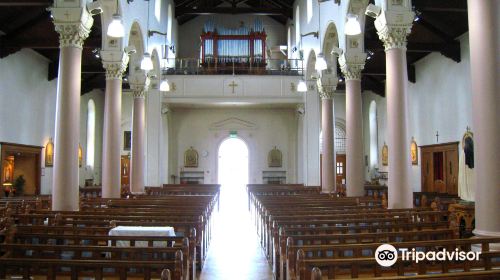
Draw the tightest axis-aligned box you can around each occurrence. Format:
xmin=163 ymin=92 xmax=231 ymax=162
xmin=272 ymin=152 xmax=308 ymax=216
xmin=2 ymin=11 xmax=50 ymax=40
xmin=176 ymin=6 xmax=292 ymax=17
xmin=365 ymin=40 xmax=461 ymax=63
xmin=362 ymin=76 xmax=385 ymax=97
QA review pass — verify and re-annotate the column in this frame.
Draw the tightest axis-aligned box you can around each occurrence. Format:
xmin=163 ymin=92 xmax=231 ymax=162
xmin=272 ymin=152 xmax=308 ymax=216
xmin=339 ymin=54 xmax=367 ymax=197
xmin=50 ymin=6 xmax=93 ymax=211
xmin=146 ymin=85 xmax=162 ymax=186
xmin=303 ymin=81 xmax=321 ymax=186
xmin=317 ymin=77 xmax=336 ymax=193
xmin=296 ymin=104 xmax=305 ymax=184
xmin=468 ymin=0 xmax=500 ymax=239
xmin=129 ymin=74 xmax=149 ymax=193
xmin=375 ymin=10 xmax=414 ymax=208
xmin=101 ymin=51 xmax=128 ymax=198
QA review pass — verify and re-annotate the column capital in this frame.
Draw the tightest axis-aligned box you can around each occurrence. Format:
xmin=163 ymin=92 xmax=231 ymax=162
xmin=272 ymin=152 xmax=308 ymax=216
xmin=316 ymin=76 xmax=336 ymax=99
xmin=374 ymin=10 xmax=415 ymax=51
xmin=339 ymin=53 xmax=367 ymax=81
xmin=101 ymin=51 xmax=129 ymax=80
xmin=50 ymin=7 xmax=93 ymax=48
xmin=129 ymin=71 xmax=151 ymax=98
xmin=296 ymin=104 xmax=305 ymax=116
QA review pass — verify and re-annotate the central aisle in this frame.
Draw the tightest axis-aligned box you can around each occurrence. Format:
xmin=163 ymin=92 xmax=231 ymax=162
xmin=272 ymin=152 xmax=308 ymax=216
xmin=199 ymin=184 xmax=273 ymax=280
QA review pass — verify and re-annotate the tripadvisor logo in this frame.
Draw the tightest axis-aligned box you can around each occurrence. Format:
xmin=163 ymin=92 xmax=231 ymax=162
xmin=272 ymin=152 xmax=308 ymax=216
xmin=375 ymin=244 xmax=481 ymax=267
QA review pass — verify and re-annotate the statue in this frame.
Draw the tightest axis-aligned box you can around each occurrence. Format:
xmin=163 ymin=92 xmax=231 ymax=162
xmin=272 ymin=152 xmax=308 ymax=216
xmin=382 ymin=143 xmax=388 ymax=166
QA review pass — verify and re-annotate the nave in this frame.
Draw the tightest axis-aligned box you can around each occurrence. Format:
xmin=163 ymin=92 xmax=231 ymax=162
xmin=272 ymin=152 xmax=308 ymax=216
xmin=199 ymin=183 xmax=272 ymax=280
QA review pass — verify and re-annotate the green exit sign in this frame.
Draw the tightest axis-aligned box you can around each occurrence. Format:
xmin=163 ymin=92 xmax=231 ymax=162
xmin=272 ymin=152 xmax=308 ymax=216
xmin=229 ymin=131 xmax=238 ymax=138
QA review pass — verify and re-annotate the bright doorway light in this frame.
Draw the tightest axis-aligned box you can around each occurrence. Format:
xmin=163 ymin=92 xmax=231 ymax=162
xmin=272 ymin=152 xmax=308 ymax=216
xmin=218 ymin=137 xmax=249 ymax=186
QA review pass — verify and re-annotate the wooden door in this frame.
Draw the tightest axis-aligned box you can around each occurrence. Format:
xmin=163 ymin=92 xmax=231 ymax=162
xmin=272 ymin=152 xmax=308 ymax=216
xmin=421 ymin=151 xmax=432 ymax=192
xmin=336 ymin=154 xmax=346 ymax=187
xmin=121 ymin=155 xmax=130 ymax=188
xmin=446 ymin=149 xmax=459 ymax=195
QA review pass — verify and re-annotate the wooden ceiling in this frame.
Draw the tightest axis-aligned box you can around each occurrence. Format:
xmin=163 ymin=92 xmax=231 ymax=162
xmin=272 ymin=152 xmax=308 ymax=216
xmin=0 ymin=0 xmax=468 ymax=96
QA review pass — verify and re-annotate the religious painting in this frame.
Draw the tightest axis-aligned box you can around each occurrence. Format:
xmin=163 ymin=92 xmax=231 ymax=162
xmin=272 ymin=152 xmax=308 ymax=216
xmin=268 ymin=147 xmax=282 ymax=168
xmin=45 ymin=138 xmax=54 ymax=167
xmin=411 ymin=137 xmax=418 ymax=165
xmin=124 ymin=131 xmax=131 ymax=151
xmin=462 ymin=128 xmax=474 ymax=169
xmin=382 ymin=143 xmax=388 ymax=166
xmin=184 ymin=147 xmax=199 ymax=168
xmin=2 ymin=156 xmax=14 ymax=184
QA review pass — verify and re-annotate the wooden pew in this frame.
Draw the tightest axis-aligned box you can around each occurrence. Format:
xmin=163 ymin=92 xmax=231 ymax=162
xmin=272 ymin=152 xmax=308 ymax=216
xmin=290 ymin=237 xmax=500 ymax=280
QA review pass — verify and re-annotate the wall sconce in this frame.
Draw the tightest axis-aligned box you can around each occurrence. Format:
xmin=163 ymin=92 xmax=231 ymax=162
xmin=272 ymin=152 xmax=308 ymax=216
xmin=45 ymin=138 xmax=54 ymax=167
xmin=78 ymin=144 xmax=83 ymax=168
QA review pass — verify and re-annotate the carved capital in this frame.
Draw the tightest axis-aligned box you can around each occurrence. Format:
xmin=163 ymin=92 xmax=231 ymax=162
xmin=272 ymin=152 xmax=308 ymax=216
xmin=339 ymin=53 xmax=367 ymax=81
xmin=50 ymin=7 xmax=93 ymax=48
xmin=101 ymin=51 xmax=129 ymax=80
xmin=316 ymin=75 xmax=336 ymax=99
xmin=129 ymin=71 xmax=151 ymax=98
xmin=374 ymin=10 xmax=415 ymax=51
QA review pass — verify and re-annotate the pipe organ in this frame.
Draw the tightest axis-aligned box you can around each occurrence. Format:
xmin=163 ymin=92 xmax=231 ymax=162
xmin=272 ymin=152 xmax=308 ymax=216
xmin=200 ymin=20 xmax=267 ymax=70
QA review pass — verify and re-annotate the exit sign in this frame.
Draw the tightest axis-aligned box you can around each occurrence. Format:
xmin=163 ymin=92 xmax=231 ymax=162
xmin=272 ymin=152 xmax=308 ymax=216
xmin=229 ymin=131 xmax=237 ymax=138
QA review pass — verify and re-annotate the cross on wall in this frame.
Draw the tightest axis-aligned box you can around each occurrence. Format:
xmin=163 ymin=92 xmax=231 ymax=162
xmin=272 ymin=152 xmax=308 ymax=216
xmin=228 ymin=81 xmax=238 ymax=94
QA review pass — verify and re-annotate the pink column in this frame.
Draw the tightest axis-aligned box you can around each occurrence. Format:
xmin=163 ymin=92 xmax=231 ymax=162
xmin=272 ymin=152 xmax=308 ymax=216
xmin=50 ymin=8 xmax=93 ymax=211
xmin=321 ymin=97 xmax=335 ymax=193
xmin=130 ymin=90 xmax=146 ymax=193
xmin=345 ymin=80 xmax=364 ymax=196
xmin=101 ymin=53 xmax=128 ymax=198
xmin=375 ymin=11 xmax=414 ymax=208
xmin=468 ymin=0 xmax=500 ymax=239
xmin=340 ymin=55 xmax=366 ymax=197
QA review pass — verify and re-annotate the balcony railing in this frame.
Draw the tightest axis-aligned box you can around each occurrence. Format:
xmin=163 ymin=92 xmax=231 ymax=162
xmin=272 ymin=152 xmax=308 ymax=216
xmin=161 ymin=57 xmax=304 ymax=76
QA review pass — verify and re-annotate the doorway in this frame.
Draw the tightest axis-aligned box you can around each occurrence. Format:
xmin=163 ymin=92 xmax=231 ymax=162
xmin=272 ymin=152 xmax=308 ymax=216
xmin=218 ymin=137 xmax=249 ymax=210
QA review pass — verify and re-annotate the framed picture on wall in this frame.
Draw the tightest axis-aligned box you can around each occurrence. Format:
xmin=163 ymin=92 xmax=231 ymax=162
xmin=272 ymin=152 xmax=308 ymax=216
xmin=124 ymin=131 xmax=131 ymax=151
xmin=411 ymin=137 xmax=418 ymax=165
xmin=382 ymin=143 xmax=388 ymax=166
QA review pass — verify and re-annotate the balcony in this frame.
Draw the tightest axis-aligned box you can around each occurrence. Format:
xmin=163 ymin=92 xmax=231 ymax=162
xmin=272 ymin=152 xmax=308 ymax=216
xmin=161 ymin=57 xmax=304 ymax=76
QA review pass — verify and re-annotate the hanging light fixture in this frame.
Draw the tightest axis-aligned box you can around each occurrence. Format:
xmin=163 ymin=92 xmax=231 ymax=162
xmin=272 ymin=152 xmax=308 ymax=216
xmin=159 ymin=78 xmax=170 ymax=92
xmin=315 ymin=53 xmax=328 ymax=71
xmin=345 ymin=14 xmax=362 ymax=36
xmin=297 ymin=79 xmax=307 ymax=92
xmin=107 ymin=0 xmax=124 ymax=38
xmin=141 ymin=52 xmax=154 ymax=71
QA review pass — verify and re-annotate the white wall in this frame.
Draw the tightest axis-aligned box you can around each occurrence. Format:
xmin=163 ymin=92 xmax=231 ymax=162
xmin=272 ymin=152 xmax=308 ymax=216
xmin=0 ymin=49 xmax=57 ymax=194
xmin=363 ymin=33 xmax=473 ymax=192
xmin=0 ymin=49 xmax=105 ymax=194
xmin=79 ymin=89 xmax=105 ymax=187
xmin=168 ymin=107 xmax=298 ymax=184
xmin=177 ymin=15 xmax=286 ymax=59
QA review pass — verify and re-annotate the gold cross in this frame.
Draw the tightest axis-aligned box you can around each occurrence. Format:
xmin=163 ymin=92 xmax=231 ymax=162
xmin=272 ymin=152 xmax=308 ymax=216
xmin=228 ymin=81 xmax=238 ymax=94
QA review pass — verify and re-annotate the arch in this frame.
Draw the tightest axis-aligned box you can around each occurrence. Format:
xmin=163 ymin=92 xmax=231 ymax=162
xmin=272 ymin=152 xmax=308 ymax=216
xmin=151 ymin=48 xmax=161 ymax=87
xmin=334 ymin=120 xmax=347 ymax=154
xmin=305 ymin=49 xmax=317 ymax=80
xmin=369 ymin=100 xmax=379 ymax=168
xmin=321 ymin=21 xmax=340 ymax=77
xmin=86 ymin=99 xmax=96 ymax=169
xmin=128 ymin=21 xmax=146 ymax=75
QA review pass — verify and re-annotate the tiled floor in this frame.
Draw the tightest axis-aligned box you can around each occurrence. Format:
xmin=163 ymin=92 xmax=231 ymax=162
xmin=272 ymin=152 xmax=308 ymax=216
xmin=199 ymin=185 xmax=273 ymax=280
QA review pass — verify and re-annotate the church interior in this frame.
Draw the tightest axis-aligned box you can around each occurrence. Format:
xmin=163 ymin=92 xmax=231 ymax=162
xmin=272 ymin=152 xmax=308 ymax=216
xmin=0 ymin=0 xmax=499 ymax=279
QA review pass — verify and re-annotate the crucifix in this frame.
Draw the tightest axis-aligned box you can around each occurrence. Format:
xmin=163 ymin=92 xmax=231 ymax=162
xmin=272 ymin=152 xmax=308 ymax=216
xmin=228 ymin=81 xmax=238 ymax=94
xmin=436 ymin=131 xmax=439 ymax=143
